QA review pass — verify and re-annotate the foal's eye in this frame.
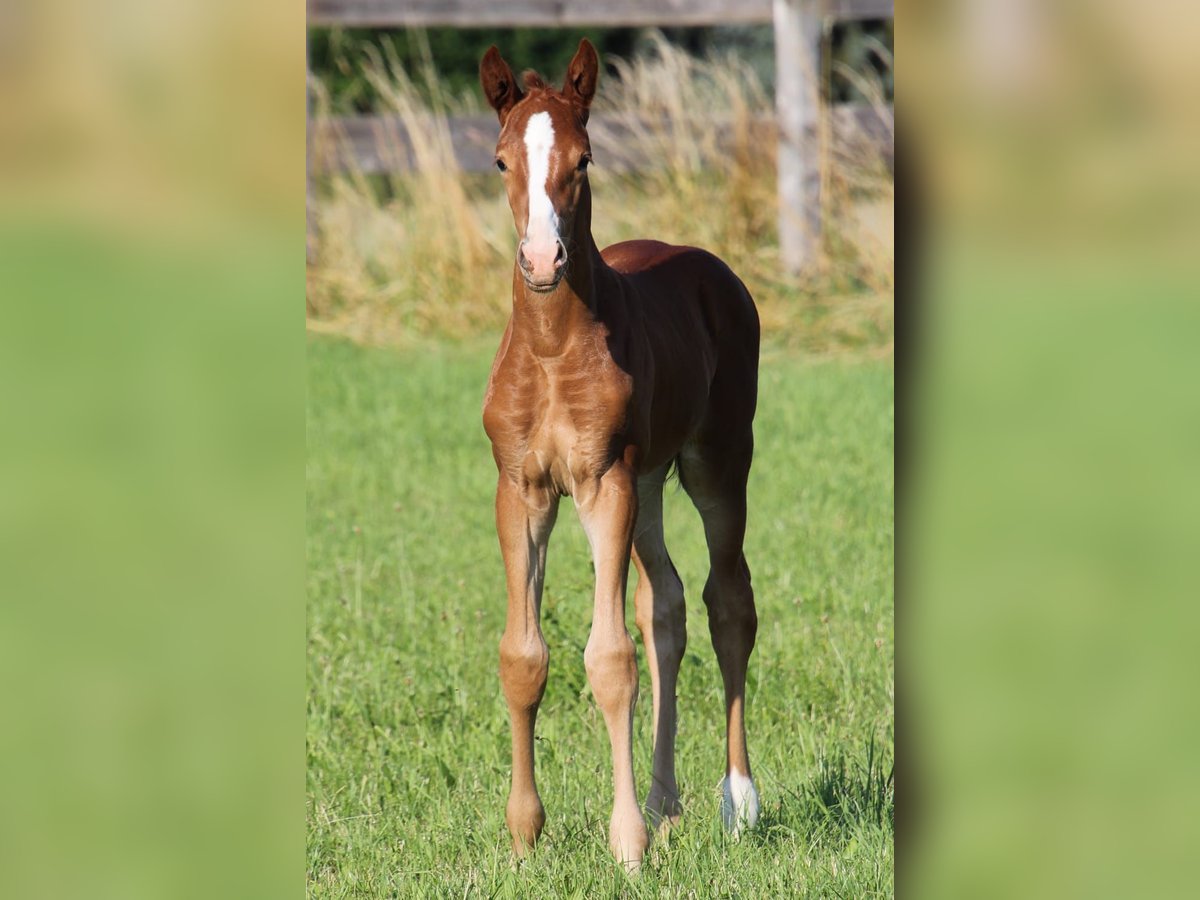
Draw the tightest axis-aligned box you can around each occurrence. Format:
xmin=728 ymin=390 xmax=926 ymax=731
xmin=578 ymin=154 xmax=592 ymax=172
xmin=495 ymin=158 xmax=508 ymax=173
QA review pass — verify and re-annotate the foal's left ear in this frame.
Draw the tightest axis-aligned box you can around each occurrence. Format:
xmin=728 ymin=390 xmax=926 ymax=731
xmin=562 ymin=38 xmax=599 ymax=123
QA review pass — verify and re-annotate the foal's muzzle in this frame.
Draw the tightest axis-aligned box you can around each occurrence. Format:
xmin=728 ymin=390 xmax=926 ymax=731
xmin=518 ymin=238 xmax=567 ymax=291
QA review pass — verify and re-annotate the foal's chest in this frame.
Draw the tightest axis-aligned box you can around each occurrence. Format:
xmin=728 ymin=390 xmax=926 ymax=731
xmin=486 ymin=351 xmax=634 ymax=505
xmin=527 ymin=373 xmax=629 ymax=500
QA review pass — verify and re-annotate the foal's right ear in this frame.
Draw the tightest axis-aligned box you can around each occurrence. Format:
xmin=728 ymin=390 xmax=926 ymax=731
xmin=480 ymin=46 xmax=524 ymax=125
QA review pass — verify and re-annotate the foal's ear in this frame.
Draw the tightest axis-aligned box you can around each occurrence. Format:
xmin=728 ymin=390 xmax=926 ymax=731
xmin=562 ymin=38 xmax=599 ymax=123
xmin=480 ymin=46 xmax=523 ymax=125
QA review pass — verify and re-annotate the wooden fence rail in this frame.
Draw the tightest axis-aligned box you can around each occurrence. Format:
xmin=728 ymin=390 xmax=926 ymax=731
xmin=307 ymin=0 xmax=894 ymax=28
xmin=306 ymin=0 xmax=894 ymax=273
xmin=308 ymin=107 xmax=892 ymax=175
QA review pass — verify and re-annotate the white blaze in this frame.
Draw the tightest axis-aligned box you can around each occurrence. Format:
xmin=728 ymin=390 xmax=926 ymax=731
xmin=523 ymin=112 xmax=559 ymax=248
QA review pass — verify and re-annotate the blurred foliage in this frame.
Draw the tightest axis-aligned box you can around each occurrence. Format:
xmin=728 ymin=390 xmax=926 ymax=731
xmin=310 ymin=27 xmax=640 ymax=112
xmin=307 ymin=22 xmax=894 ymax=113
xmin=831 ymin=18 xmax=894 ymax=104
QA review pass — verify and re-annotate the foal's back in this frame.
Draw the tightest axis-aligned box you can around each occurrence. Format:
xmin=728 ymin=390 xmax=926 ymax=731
xmin=603 ymin=239 xmax=758 ymax=369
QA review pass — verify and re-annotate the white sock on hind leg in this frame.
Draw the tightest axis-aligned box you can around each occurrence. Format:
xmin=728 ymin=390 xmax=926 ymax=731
xmin=720 ymin=769 xmax=760 ymax=837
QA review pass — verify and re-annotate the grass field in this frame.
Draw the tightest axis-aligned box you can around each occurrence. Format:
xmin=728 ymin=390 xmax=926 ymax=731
xmin=306 ymin=335 xmax=894 ymax=897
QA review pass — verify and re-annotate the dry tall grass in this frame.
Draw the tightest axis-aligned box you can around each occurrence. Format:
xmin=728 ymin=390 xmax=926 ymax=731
xmin=307 ymin=35 xmax=893 ymax=356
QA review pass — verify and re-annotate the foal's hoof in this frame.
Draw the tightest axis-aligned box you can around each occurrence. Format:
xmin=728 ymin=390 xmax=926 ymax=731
xmin=506 ymin=795 xmax=546 ymax=856
xmin=720 ymin=770 xmax=760 ymax=838
xmin=645 ymin=791 xmax=683 ymax=835
xmin=609 ymin=811 xmax=649 ymax=872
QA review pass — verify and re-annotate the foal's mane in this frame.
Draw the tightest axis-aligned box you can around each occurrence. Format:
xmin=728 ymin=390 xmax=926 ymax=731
xmin=521 ymin=70 xmax=547 ymax=91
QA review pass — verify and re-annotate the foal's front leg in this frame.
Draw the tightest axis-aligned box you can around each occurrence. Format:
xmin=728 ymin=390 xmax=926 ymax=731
xmin=576 ymin=461 xmax=650 ymax=869
xmin=496 ymin=475 xmax=558 ymax=855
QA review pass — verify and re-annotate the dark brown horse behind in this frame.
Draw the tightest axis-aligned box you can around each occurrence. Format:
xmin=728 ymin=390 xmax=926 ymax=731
xmin=479 ymin=39 xmax=761 ymax=869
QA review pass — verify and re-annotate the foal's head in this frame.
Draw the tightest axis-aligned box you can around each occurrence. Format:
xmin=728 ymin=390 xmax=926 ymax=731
xmin=479 ymin=40 xmax=599 ymax=292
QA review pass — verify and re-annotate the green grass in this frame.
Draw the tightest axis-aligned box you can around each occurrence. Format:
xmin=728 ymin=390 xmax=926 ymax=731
xmin=307 ymin=336 xmax=894 ymax=897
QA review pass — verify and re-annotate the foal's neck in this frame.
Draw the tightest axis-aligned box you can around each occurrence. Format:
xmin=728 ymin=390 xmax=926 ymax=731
xmin=511 ymin=198 xmax=606 ymax=358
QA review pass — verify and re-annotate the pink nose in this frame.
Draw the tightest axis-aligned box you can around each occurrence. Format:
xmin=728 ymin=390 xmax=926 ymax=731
xmin=518 ymin=238 xmax=567 ymax=283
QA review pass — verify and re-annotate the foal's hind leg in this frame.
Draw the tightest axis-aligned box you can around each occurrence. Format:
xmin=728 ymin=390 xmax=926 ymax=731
xmin=632 ymin=467 xmax=687 ymax=829
xmin=679 ymin=439 xmax=760 ymax=836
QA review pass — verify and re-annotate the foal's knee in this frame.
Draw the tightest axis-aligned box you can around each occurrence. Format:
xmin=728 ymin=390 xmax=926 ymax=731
xmin=500 ymin=631 xmax=549 ymax=710
xmin=584 ymin=630 xmax=638 ymax=712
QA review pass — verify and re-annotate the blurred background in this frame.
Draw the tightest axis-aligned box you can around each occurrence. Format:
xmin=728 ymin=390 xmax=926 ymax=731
xmin=303 ymin=7 xmax=896 ymax=896
xmin=2 ymin=0 xmax=1198 ymax=898
xmin=304 ymin=4 xmax=894 ymax=353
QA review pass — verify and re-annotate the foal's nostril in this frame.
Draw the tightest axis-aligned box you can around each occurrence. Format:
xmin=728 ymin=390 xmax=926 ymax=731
xmin=518 ymin=242 xmax=533 ymax=273
xmin=553 ymin=240 xmax=567 ymax=269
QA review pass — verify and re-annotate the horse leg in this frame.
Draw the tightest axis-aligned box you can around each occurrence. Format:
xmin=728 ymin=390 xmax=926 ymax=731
xmin=632 ymin=467 xmax=686 ymax=829
xmin=576 ymin=460 xmax=649 ymax=869
xmin=495 ymin=475 xmax=559 ymax=855
xmin=680 ymin=439 xmax=760 ymax=836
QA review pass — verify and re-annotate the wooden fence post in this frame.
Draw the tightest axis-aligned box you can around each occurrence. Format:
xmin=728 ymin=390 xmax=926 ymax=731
xmin=773 ymin=0 xmax=823 ymax=276
xmin=306 ymin=41 xmax=317 ymax=265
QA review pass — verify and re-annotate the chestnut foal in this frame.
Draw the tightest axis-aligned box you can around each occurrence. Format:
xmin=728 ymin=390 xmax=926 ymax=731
xmin=479 ymin=40 xmax=761 ymax=869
